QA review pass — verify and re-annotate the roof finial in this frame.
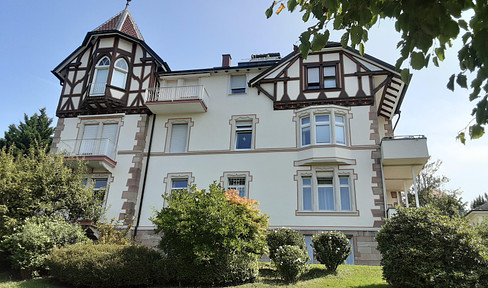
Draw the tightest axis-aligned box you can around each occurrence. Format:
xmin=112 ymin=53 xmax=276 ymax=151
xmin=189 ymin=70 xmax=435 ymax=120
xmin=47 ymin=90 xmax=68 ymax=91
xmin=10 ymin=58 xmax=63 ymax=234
xmin=126 ymin=0 xmax=131 ymax=9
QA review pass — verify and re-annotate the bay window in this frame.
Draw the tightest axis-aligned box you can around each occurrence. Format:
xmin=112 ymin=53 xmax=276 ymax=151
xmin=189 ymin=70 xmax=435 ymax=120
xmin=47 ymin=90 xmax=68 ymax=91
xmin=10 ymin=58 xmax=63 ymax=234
xmin=299 ymin=109 xmax=348 ymax=146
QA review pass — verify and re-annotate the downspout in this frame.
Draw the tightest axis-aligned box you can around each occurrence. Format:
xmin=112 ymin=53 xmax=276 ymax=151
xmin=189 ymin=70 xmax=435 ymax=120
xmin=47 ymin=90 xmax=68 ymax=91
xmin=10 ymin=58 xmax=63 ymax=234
xmin=380 ymin=157 xmax=388 ymax=219
xmin=133 ymin=113 xmax=156 ymax=239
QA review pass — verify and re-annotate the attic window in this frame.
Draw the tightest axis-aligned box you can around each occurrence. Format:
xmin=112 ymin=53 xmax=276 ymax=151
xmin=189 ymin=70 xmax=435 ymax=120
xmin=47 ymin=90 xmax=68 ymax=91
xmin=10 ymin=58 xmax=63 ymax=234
xmin=306 ymin=64 xmax=339 ymax=90
xmin=111 ymin=58 xmax=128 ymax=89
xmin=90 ymin=56 xmax=111 ymax=96
xmin=230 ymin=75 xmax=246 ymax=94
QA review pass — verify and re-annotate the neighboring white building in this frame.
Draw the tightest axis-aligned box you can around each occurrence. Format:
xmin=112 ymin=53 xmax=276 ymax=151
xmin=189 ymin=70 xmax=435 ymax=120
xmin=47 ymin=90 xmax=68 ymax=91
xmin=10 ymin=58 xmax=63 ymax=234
xmin=51 ymin=6 xmax=429 ymax=265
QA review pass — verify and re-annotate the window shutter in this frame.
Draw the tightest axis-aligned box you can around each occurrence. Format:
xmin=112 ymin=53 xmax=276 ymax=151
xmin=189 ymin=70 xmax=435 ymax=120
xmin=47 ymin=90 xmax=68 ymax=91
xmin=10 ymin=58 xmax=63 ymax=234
xmin=102 ymin=124 xmax=118 ymax=142
xmin=231 ymin=75 xmax=246 ymax=89
xmin=170 ymin=124 xmax=188 ymax=153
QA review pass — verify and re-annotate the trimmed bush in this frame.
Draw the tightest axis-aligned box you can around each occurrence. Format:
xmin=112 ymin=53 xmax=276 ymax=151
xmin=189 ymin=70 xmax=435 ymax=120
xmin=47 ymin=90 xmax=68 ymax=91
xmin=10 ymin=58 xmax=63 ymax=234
xmin=312 ymin=231 xmax=351 ymax=272
xmin=273 ymin=245 xmax=309 ymax=283
xmin=266 ymin=228 xmax=306 ymax=261
xmin=0 ymin=217 xmax=88 ymax=277
xmin=151 ymin=183 xmax=269 ymax=285
xmin=377 ymin=207 xmax=488 ymax=288
xmin=46 ymin=243 xmax=166 ymax=287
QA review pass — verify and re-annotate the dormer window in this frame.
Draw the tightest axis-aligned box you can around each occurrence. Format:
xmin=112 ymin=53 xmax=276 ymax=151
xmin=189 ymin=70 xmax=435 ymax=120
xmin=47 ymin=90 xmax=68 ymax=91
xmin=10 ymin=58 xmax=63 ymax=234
xmin=91 ymin=57 xmax=110 ymax=96
xmin=111 ymin=59 xmax=128 ymax=89
xmin=306 ymin=64 xmax=339 ymax=90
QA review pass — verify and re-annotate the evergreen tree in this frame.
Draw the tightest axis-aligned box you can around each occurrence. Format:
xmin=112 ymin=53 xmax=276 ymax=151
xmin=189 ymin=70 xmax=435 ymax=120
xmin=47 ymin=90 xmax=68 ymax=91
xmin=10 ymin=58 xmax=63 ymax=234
xmin=471 ymin=193 xmax=488 ymax=209
xmin=0 ymin=108 xmax=54 ymax=155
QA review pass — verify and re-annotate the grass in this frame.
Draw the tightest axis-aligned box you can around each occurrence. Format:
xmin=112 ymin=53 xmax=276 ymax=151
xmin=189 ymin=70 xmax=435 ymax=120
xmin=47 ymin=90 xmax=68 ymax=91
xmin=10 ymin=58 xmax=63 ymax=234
xmin=0 ymin=264 xmax=387 ymax=288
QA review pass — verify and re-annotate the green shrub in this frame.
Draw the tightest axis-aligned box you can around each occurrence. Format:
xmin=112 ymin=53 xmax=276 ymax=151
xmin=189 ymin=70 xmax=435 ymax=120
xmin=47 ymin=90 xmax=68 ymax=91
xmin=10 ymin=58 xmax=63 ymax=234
xmin=151 ymin=183 xmax=269 ymax=285
xmin=273 ymin=245 xmax=309 ymax=283
xmin=0 ymin=217 xmax=88 ymax=277
xmin=266 ymin=228 xmax=306 ymax=261
xmin=377 ymin=207 xmax=488 ymax=288
xmin=312 ymin=231 xmax=351 ymax=272
xmin=474 ymin=218 xmax=488 ymax=247
xmin=46 ymin=243 xmax=165 ymax=287
xmin=95 ymin=218 xmax=133 ymax=245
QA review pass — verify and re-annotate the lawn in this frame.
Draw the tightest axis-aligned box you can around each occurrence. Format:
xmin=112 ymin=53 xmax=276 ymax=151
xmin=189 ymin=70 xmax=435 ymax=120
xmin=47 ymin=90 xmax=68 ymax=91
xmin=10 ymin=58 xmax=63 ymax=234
xmin=0 ymin=264 xmax=388 ymax=288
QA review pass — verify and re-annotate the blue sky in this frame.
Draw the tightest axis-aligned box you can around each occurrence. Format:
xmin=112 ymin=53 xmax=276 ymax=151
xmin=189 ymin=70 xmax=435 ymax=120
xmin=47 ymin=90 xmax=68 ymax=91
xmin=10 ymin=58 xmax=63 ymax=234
xmin=0 ymin=0 xmax=486 ymax=204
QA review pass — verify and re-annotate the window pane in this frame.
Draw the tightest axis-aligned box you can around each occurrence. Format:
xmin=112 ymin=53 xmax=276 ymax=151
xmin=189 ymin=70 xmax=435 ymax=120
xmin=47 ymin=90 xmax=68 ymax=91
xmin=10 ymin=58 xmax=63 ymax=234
xmin=172 ymin=179 xmax=188 ymax=189
xmin=339 ymin=177 xmax=349 ymax=185
xmin=324 ymin=66 xmax=336 ymax=77
xmin=302 ymin=126 xmax=311 ymax=146
xmin=302 ymin=178 xmax=312 ymax=186
xmin=315 ymin=115 xmax=329 ymax=123
xmin=92 ymin=69 xmax=109 ymax=94
xmin=303 ymin=187 xmax=312 ymax=210
xmin=170 ymin=124 xmax=188 ymax=153
xmin=80 ymin=125 xmax=98 ymax=155
xmin=301 ymin=117 xmax=310 ymax=125
xmin=324 ymin=78 xmax=336 ymax=88
xmin=307 ymin=67 xmax=320 ymax=89
xmin=231 ymin=75 xmax=246 ymax=93
xmin=335 ymin=115 xmax=344 ymax=123
xmin=318 ymin=187 xmax=334 ymax=210
xmin=316 ymin=124 xmax=331 ymax=143
xmin=228 ymin=177 xmax=246 ymax=198
xmin=94 ymin=179 xmax=108 ymax=190
xmin=236 ymin=132 xmax=252 ymax=149
xmin=317 ymin=178 xmax=333 ymax=185
xmin=111 ymin=70 xmax=127 ymax=88
xmin=340 ymin=187 xmax=351 ymax=210
xmin=115 ymin=59 xmax=128 ymax=70
xmin=98 ymin=57 xmax=110 ymax=66
xmin=336 ymin=125 xmax=345 ymax=144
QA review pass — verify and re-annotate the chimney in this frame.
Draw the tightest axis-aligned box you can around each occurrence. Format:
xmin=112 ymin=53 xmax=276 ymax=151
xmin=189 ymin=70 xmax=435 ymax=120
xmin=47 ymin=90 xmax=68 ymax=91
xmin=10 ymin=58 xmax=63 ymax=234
xmin=222 ymin=54 xmax=232 ymax=67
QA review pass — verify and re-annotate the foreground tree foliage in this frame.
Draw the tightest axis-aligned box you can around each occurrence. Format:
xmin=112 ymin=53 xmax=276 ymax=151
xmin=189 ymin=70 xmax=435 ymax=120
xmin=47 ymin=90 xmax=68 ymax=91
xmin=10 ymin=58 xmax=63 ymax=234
xmin=377 ymin=207 xmax=488 ymax=288
xmin=0 ymin=145 xmax=103 ymax=237
xmin=267 ymin=0 xmax=488 ymax=141
xmin=151 ymin=184 xmax=269 ymax=285
xmin=408 ymin=160 xmax=465 ymax=217
xmin=0 ymin=108 xmax=54 ymax=155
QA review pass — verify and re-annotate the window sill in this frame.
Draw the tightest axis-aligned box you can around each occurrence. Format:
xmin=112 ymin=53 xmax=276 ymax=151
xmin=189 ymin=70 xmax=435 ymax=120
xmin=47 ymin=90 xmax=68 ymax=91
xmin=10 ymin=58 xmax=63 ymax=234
xmin=229 ymin=92 xmax=247 ymax=96
xmin=295 ymin=210 xmax=359 ymax=216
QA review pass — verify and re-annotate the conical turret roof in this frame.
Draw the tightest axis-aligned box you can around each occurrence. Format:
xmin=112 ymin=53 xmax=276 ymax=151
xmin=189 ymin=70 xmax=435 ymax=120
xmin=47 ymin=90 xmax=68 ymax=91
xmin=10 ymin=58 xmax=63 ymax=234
xmin=92 ymin=4 xmax=144 ymax=41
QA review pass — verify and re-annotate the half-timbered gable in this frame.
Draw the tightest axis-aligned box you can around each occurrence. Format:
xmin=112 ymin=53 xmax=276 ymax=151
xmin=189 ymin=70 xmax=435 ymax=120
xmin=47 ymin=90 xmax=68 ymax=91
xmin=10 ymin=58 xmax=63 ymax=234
xmin=249 ymin=43 xmax=406 ymax=119
xmin=52 ymin=7 xmax=169 ymax=118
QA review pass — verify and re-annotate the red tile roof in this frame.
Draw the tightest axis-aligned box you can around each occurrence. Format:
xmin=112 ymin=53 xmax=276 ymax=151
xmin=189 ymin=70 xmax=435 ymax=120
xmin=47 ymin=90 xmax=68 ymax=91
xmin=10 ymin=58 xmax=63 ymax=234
xmin=92 ymin=7 xmax=144 ymax=41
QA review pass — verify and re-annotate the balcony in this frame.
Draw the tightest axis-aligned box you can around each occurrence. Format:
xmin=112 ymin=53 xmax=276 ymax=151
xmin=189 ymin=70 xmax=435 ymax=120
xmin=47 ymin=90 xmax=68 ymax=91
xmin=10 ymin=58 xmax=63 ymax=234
xmin=57 ymin=138 xmax=117 ymax=171
xmin=145 ymin=85 xmax=209 ymax=114
xmin=381 ymin=135 xmax=429 ymax=193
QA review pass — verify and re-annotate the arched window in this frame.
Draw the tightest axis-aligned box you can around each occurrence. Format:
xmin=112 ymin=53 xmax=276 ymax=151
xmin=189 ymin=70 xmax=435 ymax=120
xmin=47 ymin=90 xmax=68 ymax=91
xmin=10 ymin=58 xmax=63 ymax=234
xmin=111 ymin=58 xmax=128 ymax=89
xmin=91 ymin=56 xmax=110 ymax=95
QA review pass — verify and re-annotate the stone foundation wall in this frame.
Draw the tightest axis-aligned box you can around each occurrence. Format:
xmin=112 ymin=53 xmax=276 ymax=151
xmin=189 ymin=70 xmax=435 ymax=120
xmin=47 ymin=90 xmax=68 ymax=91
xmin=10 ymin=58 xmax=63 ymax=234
xmin=133 ymin=229 xmax=161 ymax=248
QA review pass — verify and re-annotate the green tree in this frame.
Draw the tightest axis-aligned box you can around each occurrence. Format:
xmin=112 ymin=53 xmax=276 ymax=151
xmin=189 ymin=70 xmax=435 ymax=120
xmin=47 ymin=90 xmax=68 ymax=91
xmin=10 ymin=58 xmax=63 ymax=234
xmin=0 ymin=145 xmax=104 ymax=237
xmin=408 ymin=160 xmax=465 ymax=217
xmin=267 ymin=0 xmax=488 ymax=141
xmin=151 ymin=184 xmax=269 ymax=285
xmin=471 ymin=192 xmax=488 ymax=209
xmin=0 ymin=108 xmax=54 ymax=155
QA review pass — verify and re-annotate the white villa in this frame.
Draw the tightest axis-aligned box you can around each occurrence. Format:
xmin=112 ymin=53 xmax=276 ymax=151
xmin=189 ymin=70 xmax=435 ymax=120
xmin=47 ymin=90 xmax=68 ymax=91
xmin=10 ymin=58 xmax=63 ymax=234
xmin=51 ymin=5 xmax=429 ymax=265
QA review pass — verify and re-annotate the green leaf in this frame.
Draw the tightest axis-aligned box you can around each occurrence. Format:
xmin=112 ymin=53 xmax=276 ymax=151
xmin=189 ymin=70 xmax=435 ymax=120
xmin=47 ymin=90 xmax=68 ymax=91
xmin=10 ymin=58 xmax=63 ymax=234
xmin=435 ymin=48 xmax=445 ymax=61
xmin=458 ymin=19 xmax=468 ymax=30
xmin=456 ymin=132 xmax=466 ymax=144
xmin=340 ymin=32 xmax=349 ymax=48
xmin=302 ymin=10 xmax=310 ymax=22
xmin=401 ymin=68 xmax=411 ymax=85
xmin=350 ymin=26 xmax=363 ymax=46
xmin=433 ymin=56 xmax=439 ymax=67
xmin=469 ymin=124 xmax=485 ymax=139
xmin=287 ymin=0 xmax=298 ymax=12
xmin=456 ymin=74 xmax=467 ymax=88
xmin=311 ymin=31 xmax=330 ymax=51
xmin=265 ymin=2 xmax=275 ymax=19
xmin=411 ymin=52 xmax=426 ymax=70
xmin=359 ymin=43 xmax=365 ymax=56
xmin=447 ymin=74 xmax=455 ymax=91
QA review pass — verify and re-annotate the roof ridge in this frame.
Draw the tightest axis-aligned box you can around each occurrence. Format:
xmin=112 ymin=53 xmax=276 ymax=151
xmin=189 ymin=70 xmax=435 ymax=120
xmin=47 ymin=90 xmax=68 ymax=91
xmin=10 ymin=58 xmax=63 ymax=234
xmin=92 ymin=6 xmax=144 ymax=41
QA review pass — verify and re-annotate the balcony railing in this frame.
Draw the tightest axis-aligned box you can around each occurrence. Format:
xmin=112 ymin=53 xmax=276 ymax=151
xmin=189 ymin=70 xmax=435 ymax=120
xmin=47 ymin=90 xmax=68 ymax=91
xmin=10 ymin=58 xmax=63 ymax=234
xmin=88 ymin=82 xmax=107 ymax=96
xmin=58 ymin=138 xmax=116 ymax=160
xmin=145 ymin=85 xmax=210 ymax=114
xmin=146 ymin=85 xmax=209 ymax=103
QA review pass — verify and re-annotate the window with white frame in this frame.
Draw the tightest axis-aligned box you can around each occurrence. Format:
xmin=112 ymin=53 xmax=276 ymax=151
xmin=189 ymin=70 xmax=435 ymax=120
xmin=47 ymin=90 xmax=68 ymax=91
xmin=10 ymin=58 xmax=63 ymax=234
xmin=111 ymin=58 xmax=128 ymax=89
xmin=171 ymin=178 xmax=188 ymax=192
xmin=169 ymin=123 xmax=188 ymax=153
xmin=91 ymin=56 xmax=110 ymax=95
xmin=299 ymin=169 xmax=353 ymax=212
xmin=235 ymin=121 xmax=253 ymax=150
xmin=228 ymin=177 xmax=247 ymax=198
xmin=306 ymin=64 xmax=338 ymax=90
xmin=79 ymin=122 xmax=118 ymax=158
xmin=222 ymin=171 xmax=251 ymax=198
xmin=230 ymin=75 xmax=246 ymax=94
xmin=298 ymin=109 xmax=348 ymax=146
